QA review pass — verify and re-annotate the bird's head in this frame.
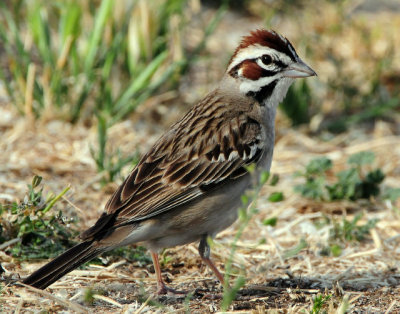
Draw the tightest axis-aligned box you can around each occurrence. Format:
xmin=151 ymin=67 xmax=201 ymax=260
xmin=226 ymin=29 xmax=316 ymax=106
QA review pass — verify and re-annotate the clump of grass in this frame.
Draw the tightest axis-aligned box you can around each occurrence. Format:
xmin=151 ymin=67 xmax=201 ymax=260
xmin=0 ymin=0 xmax=226 ymax=184
xmin=0 ymin=0 xmax=191 ymax=123
xmin=0 ymin=0 xmax=187 ymax=185
xmin=294 ymin=151 xmax=397 ymax=202
xmin=0 ymin=176 xmax=77 ymax=259
xmin=310 ymin=294 xmax=332 ymax=314
xmin=0 ymin=0 xmax=226 ymax=125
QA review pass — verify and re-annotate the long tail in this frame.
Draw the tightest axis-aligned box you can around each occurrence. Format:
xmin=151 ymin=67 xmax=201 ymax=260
xmin=23 ymin=241 xmax=105 ymax=289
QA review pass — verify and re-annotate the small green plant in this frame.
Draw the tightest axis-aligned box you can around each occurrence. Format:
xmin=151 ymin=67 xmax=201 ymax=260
xmin=83 ymin=288 xmax=95 ymax=305
xmin=316 ymin=212 xmax=378 ymax=257
xmin=221 ymin=170 xmax=279 ymax=310
xmin=295 ymin=151 xmax=391 ymax=201
xmin=266 ymin=173 xmax=284 ymax=202
xmin=263 ymin=216 xmax=278 ymax=227
xmin=220 ymin=275 xmax=246 ymax=311
xmin=160 ymin=249 xmax=173 ymax=267
xmin=309 ymin=294 xmax=332 ymax=314
xmin=330 ymin=212 xmax=378 ymax=243
xmin=268 ymin=191 xmax=284 ymax=202
xmin=328 ymin=244 xmax=342 ymax=257
xmin=294 ymin=157 xmax=333 ymax=200
xmin=0 ymin=176 xmax=78 ymax=259
xmin=82 ymin=287 xmax=104 ymax=306
xmin=283 ymin=238 xmax=308 ymax=259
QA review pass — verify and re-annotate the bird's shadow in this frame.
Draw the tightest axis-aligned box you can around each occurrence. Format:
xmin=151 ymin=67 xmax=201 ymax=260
xmin=154 ymin=268 xmax=400 ymax=304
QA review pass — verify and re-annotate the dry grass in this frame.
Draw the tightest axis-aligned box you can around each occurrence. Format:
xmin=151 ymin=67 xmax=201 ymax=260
xmin=2 ymin=104 xmax=400 ymax=312
xmin=1 ymin=2 xmax=400 ymax=313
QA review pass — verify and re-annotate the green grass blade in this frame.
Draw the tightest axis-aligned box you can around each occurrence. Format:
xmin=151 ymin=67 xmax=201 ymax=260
xmin=113 ymin=51 xmax=168 ymax=114
xmin=42 ymin=186 xmax=71 ymax=214
xmin=84 ymin=0 xmax=114 ymax=73
xmin=28 ymin=2 xmax=54 ymax=67
xmin=111 ymin=57 xmax=182 ymax=123
xmin=59 ymin=1 xmax=82 ymax=47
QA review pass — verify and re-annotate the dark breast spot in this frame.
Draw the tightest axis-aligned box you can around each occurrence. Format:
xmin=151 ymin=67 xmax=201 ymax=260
xmin=251 ymin=79 xmax=278 ymax=104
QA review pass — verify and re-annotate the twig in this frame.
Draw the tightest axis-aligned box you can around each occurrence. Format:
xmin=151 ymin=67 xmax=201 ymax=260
xmin=0 ymin=237 xmax=21 ymax=250
xmin=92 ymin=294 xmax=123 ymax=308
xmin=133 ymin=295 xmax=152 ymax=314
xmin=385 ymin=300 xmax=397 ymax=314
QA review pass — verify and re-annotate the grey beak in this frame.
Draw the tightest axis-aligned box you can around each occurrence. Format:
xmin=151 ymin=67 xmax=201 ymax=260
xmin=283 ymin=59 xmax=317 ymax=78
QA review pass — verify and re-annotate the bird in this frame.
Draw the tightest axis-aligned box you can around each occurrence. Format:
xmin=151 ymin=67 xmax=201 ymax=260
xmin=22 ymin=29 xmax=316 ymax=294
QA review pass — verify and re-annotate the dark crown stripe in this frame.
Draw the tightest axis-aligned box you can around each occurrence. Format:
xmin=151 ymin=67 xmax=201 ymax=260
xmin=229 ymin=29 xmax=298 ymax=65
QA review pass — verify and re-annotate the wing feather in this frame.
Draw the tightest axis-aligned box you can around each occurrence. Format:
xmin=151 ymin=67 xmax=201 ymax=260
xmin=104 ymin=101 xmax=265 ymax=224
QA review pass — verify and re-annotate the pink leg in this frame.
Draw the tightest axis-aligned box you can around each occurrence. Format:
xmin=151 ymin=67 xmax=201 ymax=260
xmin=198 ymin=236 xmax=227 ymax=287
xmin=151 ymin=252 xmax=185 ymax=295
xmin=201 ymin=256 xmax=225 ymax=285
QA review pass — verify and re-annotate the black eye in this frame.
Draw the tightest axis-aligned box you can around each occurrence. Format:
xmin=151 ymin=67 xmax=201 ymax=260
xmin=261 ymin=55 xmax=272 ymax=65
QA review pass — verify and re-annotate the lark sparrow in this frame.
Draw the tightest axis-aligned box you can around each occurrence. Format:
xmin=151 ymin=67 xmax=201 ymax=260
xmin=23 ymin=29 xmax=316 ymax=294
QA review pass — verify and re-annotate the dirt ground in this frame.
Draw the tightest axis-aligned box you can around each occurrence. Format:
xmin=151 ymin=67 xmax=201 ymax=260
xmin=1 ymin=3 xmax=400 ymax=313
xmin=2 ymin=113 xmax=400 ymax=313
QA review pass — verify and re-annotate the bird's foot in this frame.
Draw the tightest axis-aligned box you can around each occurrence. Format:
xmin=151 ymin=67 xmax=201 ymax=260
xmin=157 ymin=283 xmax=186 ymax=296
